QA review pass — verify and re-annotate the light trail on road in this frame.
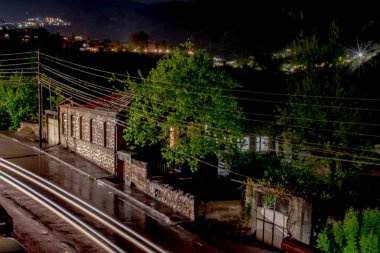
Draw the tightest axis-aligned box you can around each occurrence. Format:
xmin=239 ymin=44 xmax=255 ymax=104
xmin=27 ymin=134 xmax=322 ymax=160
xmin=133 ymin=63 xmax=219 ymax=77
xmin=0 ymin=169 xmax=125 ymax=253
xmin=0 ymin=158 xmax=167 ymax=253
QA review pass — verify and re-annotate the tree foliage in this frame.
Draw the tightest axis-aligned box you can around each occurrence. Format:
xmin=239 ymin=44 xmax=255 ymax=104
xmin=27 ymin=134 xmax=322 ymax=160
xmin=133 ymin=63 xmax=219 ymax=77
xmin=228 ymin=149 xmax=327 ymax=198
xmin=274 ymin=23 xmax=373 ymax=196
xmin=127 ymin=31 xmax=149 ymax=51
xmin=0 ymin=74 xmax=38 ymax=129
xmin=317 ymin=208 xmax=380 ymax=253
xmin=120 ymin=42 xmax=244 ymax=171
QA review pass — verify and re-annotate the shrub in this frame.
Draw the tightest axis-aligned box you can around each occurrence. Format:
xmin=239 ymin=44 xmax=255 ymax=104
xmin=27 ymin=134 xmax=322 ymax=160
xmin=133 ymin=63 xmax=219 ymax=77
xmin=317 ymin=208 xmax=380 ymax=253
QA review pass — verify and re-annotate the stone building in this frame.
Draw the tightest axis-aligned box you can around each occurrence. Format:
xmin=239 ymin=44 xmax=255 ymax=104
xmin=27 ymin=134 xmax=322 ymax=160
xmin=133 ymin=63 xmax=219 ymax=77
xmin=58 ymin=93 xmax=197 ymax=220
xmin=58 ymin=93 xmax=132 ymax=176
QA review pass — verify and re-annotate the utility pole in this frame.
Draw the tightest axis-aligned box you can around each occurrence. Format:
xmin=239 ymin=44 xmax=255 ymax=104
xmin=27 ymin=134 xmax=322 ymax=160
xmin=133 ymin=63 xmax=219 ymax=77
xmin=38 ymin=49 xmax=43 ymax=149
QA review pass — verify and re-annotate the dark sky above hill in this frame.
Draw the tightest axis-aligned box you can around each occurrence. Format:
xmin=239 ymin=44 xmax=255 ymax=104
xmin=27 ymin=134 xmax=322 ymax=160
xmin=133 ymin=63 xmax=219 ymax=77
xmin=1 ymin=0 xmax=379 ymax=56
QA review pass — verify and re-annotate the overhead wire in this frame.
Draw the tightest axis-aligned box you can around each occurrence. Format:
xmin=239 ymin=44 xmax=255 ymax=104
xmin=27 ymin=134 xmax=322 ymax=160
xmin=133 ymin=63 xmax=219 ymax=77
xmin=0 ymin=52 xmax=376 ymax=170
xmin=40 ymin=57 xmax=376 ymax=120
xmin=40 ymin=73 xmax=380 ymax=164
xmin=40 ymin=76 xmax=251 ymax=179
xmin=0 ymin=62 xmax=37 ymax=68
xmin=37 ymin=54 xmax=380 ymax=164
xmin=278 ymin=150 xmax=380 ymax=167
xmin=0 ymin=67 xmax=37 ymax=71
xmin=39 ymin=60 xmax=380 ymax=125
xmin=35 ymin=52 xmax=380 ymax=191
xmin=40 ymin=77 xmax=380 ymax=160
xmin=42 ymin=56 xmax=380 ymax=112
xmin=40 ymin=52 xmax=380 ymax=102
xmin=0 ymin=51 xmax=37 ymax=57
xmin=40 ymin=63 xmax=380 ymax=142
xmin=40 ymin=64 xmax=116 ymax=93
xmin=0 ymin=71 xmax=37 ymax=75
xmin=0 ymin=56 xmax=38 ymax=62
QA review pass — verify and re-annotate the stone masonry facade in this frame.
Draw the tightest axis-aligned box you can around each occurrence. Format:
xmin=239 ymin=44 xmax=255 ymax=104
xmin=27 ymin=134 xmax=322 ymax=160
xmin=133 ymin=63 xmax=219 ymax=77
xmin=59 ymin=105 xmax=117 ymax=174
xmin=59 ymin=103 xmax=196 ymax=220
xmin=117 ymin=151 xmax=196 ymax=220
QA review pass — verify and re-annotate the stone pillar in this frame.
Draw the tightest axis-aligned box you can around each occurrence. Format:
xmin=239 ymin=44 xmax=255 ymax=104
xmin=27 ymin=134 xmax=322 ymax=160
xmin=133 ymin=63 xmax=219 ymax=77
xmin=288 ymin=197 xmax=312 ymax=244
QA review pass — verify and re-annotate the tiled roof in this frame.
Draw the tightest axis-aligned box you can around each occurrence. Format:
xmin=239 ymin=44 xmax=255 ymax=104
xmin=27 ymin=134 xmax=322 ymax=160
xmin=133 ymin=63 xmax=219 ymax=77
xmin=81 ymin=92 xmax=133 ymax=113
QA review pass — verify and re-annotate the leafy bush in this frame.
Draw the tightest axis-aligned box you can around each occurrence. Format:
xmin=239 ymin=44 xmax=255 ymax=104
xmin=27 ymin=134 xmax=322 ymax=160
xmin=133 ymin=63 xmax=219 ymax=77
xmin=317 ymin=208 xmax=380 ymax=253
xmin=0 ymin=74 xmax=38 ymax=129
xmin=228 ymin=149 xmax=327 ymax=198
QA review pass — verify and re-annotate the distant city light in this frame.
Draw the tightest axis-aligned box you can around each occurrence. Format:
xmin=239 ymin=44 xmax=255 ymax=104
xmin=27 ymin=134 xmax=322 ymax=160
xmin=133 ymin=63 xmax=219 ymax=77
xmin=10 ymin=17 xmax=71 ymax=29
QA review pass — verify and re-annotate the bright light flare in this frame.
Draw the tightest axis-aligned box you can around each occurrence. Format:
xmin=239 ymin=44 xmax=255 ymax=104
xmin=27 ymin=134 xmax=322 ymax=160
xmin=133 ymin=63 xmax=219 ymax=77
xmin=347 ymin=41 xmax=380 ymax=71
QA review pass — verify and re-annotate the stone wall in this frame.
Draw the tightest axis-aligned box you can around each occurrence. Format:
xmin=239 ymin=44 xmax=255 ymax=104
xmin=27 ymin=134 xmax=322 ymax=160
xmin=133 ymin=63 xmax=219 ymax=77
xmin=76 ymin=140 xmax=115 ymax=174
xmin=118 ymin=151 xmax=196 ymax=220
xmin=131 ymin=159 xmax=149 ymax=190
xmin=59 ymin=106 xmax=117 ymax=174
xmin=19 ymin=122 xmax=45 ymax=139
xmin=146 ymin=180 xmax=196 ymax=220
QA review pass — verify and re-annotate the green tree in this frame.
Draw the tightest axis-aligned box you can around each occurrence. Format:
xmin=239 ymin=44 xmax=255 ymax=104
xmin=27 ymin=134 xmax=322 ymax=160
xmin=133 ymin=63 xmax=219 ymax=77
xmin=127 ymin=31 xmax=149 ymax=51
xmin=274 ymin=23 xmax=373 ymax=197
xmin=0 ymin=74 xmax=38 ymax=129
xmin=317 ymin=208 xmax=380 ymax=253
xmin=119 ymin=42 xmax=244 ymax=171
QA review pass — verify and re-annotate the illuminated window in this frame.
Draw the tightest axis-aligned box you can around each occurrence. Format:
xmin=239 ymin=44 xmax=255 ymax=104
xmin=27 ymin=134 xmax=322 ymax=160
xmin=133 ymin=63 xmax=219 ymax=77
xmin=256 ymin=136 xmax=269 ymax=152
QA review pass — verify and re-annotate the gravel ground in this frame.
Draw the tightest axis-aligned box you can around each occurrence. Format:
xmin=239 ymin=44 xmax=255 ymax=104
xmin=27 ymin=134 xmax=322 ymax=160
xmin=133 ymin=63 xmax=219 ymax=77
xmin=0 ymin=180 xmax=104 ymax=253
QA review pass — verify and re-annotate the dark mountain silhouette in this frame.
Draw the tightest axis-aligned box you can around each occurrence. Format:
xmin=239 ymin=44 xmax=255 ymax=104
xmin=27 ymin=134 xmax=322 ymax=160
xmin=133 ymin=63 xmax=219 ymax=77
xmin=1 ymin=0 xmax=379 ymax=56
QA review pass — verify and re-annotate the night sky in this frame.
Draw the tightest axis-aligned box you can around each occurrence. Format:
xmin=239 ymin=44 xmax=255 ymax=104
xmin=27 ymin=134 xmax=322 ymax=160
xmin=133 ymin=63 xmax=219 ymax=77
xmin=1 ymin=0 xmax=379 ymax=56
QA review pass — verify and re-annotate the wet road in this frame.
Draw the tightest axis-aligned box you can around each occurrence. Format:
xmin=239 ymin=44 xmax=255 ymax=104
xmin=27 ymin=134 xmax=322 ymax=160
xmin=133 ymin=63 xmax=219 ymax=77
xmin=0 ymin=137 xmax=222 ymax=253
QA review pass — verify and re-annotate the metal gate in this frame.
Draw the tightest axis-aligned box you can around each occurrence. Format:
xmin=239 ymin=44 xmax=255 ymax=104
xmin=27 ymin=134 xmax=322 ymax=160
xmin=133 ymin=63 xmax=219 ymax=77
xmin=255 ymin=192 xmax=289 ymax=249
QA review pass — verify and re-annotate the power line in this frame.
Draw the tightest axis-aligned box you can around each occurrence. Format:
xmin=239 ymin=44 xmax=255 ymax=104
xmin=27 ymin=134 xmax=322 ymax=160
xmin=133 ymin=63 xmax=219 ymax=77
xmin=0 ymin=62 xmax=37 ymax=68
xmin=278 ymin=150 xmax=380 ymax=167
xmin=41 ymin=80 xmax=380 ymax=174
xmin=0 ymin=71 xmax=37 ymax=75
xmin=40 ymin=64 xmax=380 ymax=142
xmin=41 ymin=55 xmax=114 ymax=80
xmin=0 ymin=67 xmax=37 ymax=71
xmin=41 ymin=74 xmax=380 ymax=163
xmin=0 ymin=56 xmax=38 ymax=62
xmin=40 ymin=64 xmax=115 ymax=93
xmin=40 ymin=52 xmax=380 ymax=102
xmin=41 ymin=63 xmax=380 ymax=129
xmin=40 ymin=52 xmax=129 ymax=77
xmin=38 ymin=55 xmax=380 ymax=161
xmin=42 ymin=56 xmax=376 ymax=113
xmin=0 ymin=51 xmax=37 ymax=57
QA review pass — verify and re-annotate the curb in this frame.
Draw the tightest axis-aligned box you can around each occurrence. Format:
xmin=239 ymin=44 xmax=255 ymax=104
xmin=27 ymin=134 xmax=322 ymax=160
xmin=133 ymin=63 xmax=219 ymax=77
xmin=7 ymin=137 xmax=185 ymax=226
xmin=96 ymin=179 xmax=182 ymax=226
